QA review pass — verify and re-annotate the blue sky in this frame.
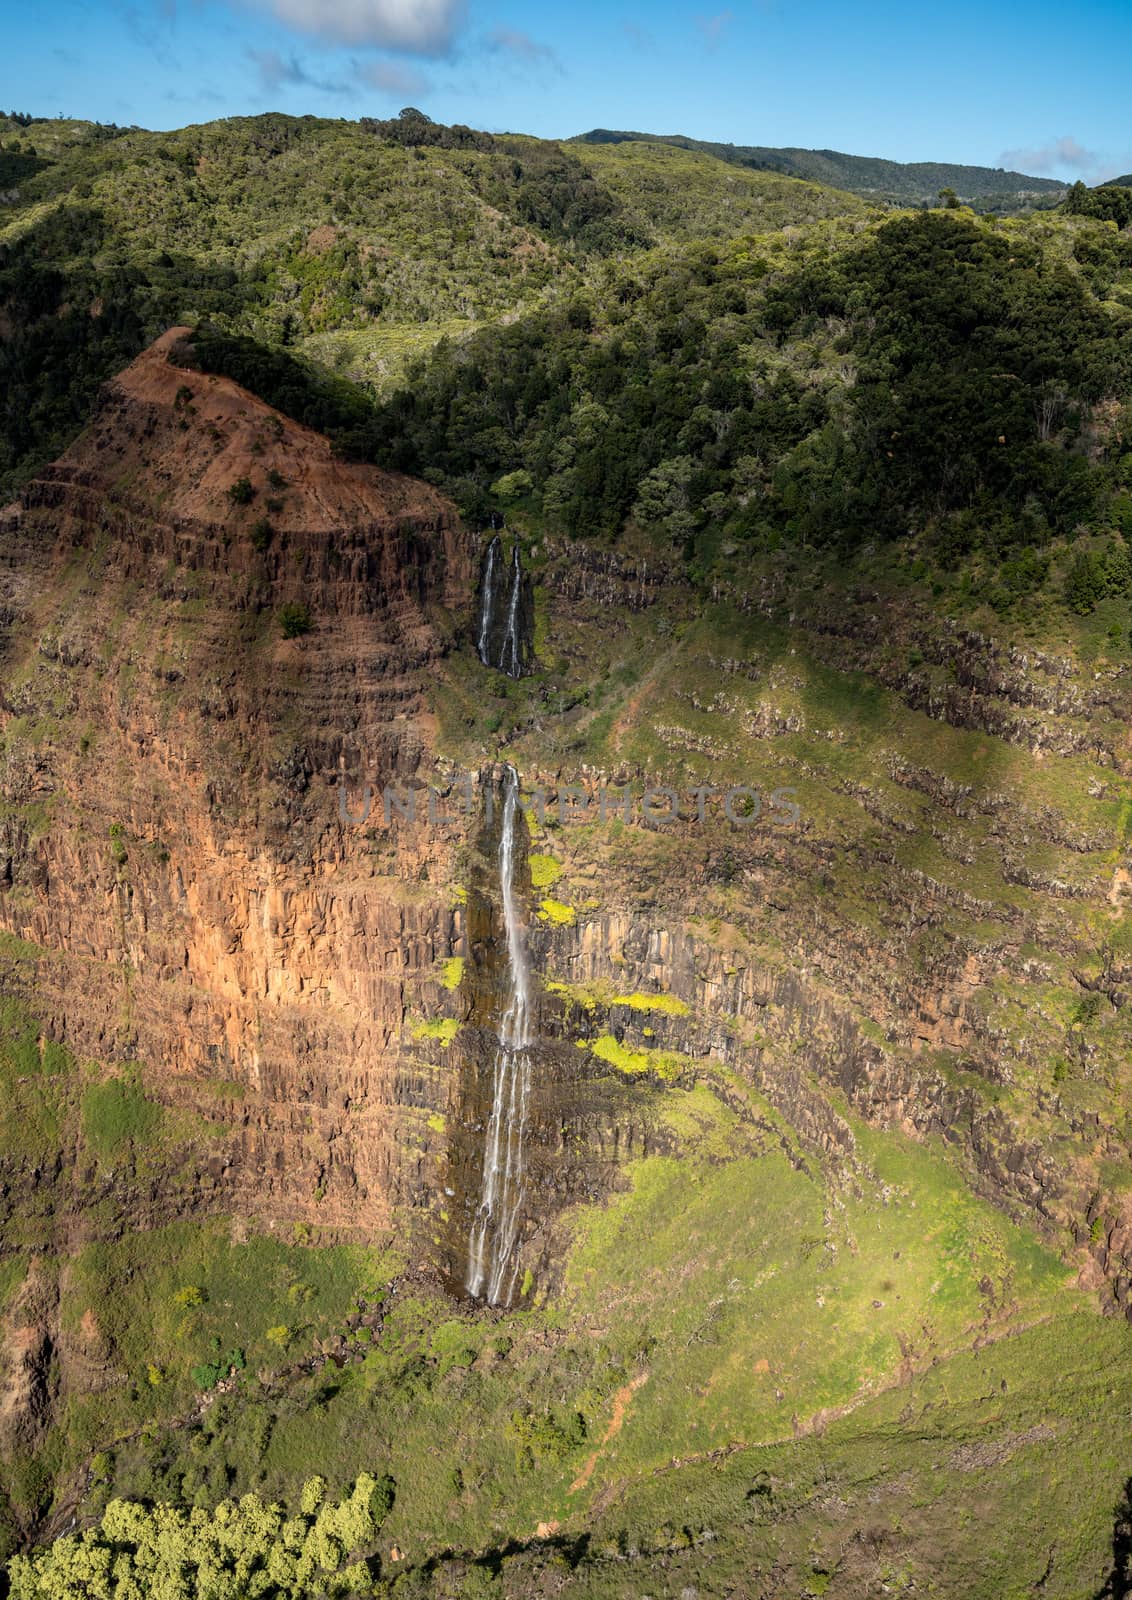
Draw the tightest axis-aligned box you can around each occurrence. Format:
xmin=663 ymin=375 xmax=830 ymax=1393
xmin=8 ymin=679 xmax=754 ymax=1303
xmin=4 ymin=0 xmax=1132 ymax=180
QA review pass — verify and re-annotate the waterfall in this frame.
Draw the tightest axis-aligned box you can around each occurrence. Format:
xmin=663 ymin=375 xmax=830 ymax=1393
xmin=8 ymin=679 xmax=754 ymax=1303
xmin=500 ymin=541 xmax=524 ymax=679
xmin=476 ymin=534 xmax=527 ymax=679
xmin=466 ymin=765 xmax=533 ymax=1304
xmin=476 ymin=534 xmax=501 ymax=666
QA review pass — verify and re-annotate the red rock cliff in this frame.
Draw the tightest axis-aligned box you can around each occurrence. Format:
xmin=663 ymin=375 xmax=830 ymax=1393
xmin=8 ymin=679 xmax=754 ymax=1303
xmin=0 ymin=328 xmax=477 ymax=1245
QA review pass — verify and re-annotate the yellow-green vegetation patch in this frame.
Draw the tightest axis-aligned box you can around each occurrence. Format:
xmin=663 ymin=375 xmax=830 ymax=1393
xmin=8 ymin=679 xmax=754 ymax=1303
xmin=7 ymin=1474 xmax=395 ymax=1600
xmin=426 ymin=1112 xmax=446 ymax=1135
xmin=440 ymin=956 xmax=464 ymax=991
xmin=0 ymin=996 xmax=74 ymax=1162
xmin=81 ymin=1068 xmax=162 ymax=1158
xmin=587 ymin=1034 xmax=692 ymax=1083
xmin=616 ymin=990 xmax=689 ymax=1016
xmin=546 ymin=979 xmax=602 ymax=1012
xmin=0 ymin=929 xmax=48 ymax=964
xmin=411 ymin=1018 xmax=460 ymax=1048
xmin=538 ymin=897 xmax=576 ymax=926
xmin=545 ymin=979 xmax=689 ymax=1016
xmin=527 ymin=852 xmax=564 ymax=890
xmin=0 ymin=1256 xmax=28 ymax=1317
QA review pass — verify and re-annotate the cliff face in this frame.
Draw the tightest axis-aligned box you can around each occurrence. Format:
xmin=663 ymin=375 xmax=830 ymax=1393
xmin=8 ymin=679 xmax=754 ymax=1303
xmin=514 ymin=540 xmax=1132 ymax=1314
xmin=0 ymin=329 xmax=478 ymax=1252
xmin=4 ymin=333 xmax=1132 ymax=1535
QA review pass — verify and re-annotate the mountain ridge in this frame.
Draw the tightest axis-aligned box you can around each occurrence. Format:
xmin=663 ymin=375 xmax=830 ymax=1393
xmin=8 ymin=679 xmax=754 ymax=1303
xmin=572 ymin=125 xmax=1068 ymax=209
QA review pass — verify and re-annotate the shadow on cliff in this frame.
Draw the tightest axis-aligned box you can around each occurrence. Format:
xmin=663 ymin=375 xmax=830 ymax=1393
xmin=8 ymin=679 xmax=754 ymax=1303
xmin=1097 ymin=1477 xmax=1132 ymax=1598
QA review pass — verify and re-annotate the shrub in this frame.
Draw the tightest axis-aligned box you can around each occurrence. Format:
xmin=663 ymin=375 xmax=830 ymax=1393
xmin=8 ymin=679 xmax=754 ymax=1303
xmin=191 ymin=1347 xmax=245 ymax=1391
xmin=1074 ymin=991 xmax=1104 ymax=1027
xmin=279 ymin=602 xmax=313 ymax=638
xmin=490 ymin=468 xmax=533 ymax=502
xmin=509 ymin=1407 xmax=586 ymax=1462
xmin=275 ymin=601 xmax=310 ymax=636
xmin=227 ymin=476 xmax=255 ymax=506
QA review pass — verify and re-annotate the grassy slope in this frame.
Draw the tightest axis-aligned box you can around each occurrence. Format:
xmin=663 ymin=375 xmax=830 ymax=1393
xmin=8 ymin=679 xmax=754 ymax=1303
xmin=572 ymin=140 xmax=868 ymax=243
xmin=46 ymin=1069 xmax=1119 ymax=1597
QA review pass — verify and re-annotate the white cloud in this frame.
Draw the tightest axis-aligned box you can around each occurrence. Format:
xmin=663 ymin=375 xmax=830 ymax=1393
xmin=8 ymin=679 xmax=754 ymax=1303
xmin=256 ymin=0 xmax=465 ymax=54
xmin=998 ymin=135 xmax=1132 ymax=186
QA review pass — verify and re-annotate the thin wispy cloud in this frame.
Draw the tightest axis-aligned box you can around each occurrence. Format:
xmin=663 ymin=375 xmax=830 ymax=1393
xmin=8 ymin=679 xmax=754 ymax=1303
xmin=621 ymin=21 xmax=656 ymax=53
xmin=236 ymin=0 xmax=465 ymax=55
xmin=486 ymin=26 xmax=561 ymax=70
xmin=247 ymin=46 xmax=347 ymax=92
xmin=353 ymin=56 xmax=430 ymax=96
xmin=163 ymin=86 xmax=225 ymax=105
xmin=696 ymin=10 xmax=734 ymax=49
xmin=999 ymin=134 xmax=1132 ymax=185
xmin=113 ymin=0 xmax=180 ymax=69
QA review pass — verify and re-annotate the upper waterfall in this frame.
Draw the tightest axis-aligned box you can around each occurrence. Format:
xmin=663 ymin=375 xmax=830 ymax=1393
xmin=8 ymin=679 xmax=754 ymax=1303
xmin=476 ymin=533 xmax=501 ymax=665
xmin=499 ymin=541 xmax=525 ymax=679
xmin=475 ymin=532 xmax=531 ymax=679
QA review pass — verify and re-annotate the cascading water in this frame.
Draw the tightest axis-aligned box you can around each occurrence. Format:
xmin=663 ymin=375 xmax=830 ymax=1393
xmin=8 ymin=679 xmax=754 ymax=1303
xmin=475 ymin=531 xmax=528 ymax=679
xmin=499 ymin=542 xmax=524 ymax=679
xmin=466 ymin=765 xmax=534 ymax=1304
xmin=476 ymin=534 xmax=501 ymax=665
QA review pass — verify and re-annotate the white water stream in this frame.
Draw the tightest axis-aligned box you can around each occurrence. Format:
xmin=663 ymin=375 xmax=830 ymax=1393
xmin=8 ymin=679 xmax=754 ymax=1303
xmin=476 ymin=534 xmax=501 ymax=665
xmin=466 ymin=766 xmax=533 ymax=1303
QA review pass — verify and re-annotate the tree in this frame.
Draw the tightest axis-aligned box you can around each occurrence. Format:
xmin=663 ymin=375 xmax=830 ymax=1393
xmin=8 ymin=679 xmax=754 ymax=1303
xmin=7 ymin=1475 xmax=393 ymax=1599
xmin=632 ymin=455 xmax=698 ymax=543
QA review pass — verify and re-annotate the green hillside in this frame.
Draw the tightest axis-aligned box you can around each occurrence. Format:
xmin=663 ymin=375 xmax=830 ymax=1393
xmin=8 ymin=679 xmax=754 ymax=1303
xmin=0 ymin=109 xmax=867 ymax=497
xmin=574 ymin=126 xmax=1067 ymax=210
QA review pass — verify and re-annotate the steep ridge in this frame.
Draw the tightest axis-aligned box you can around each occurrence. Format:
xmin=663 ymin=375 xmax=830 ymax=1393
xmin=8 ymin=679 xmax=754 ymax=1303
xmin=0 ymin=328 xmax=477 ymax=1254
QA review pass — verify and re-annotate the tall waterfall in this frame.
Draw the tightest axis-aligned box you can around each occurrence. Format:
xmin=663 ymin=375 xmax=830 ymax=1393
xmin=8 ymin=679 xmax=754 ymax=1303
xmin=466 ymin=765 xmax=533 ymax=1304
xmin=476 ymin=534 xmax=501 ymax=665
xmin=499 ymin=542 xmax=524 ymax=679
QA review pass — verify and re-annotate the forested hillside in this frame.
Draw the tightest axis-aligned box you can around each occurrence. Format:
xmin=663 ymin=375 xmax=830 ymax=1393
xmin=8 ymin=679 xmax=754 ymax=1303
xmin=574 ymin=126 xmax=1068 ymax=209
xmin=0 ymin=109 xmax=862 ymax=497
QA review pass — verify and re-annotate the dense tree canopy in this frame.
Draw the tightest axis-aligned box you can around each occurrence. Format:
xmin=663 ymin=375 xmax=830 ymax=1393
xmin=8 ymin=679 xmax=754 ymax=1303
xmin=7 ymin=1474 xmax=394 ymax=1600
xmin=371 ymin=211 xmax=1132 ymax=576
